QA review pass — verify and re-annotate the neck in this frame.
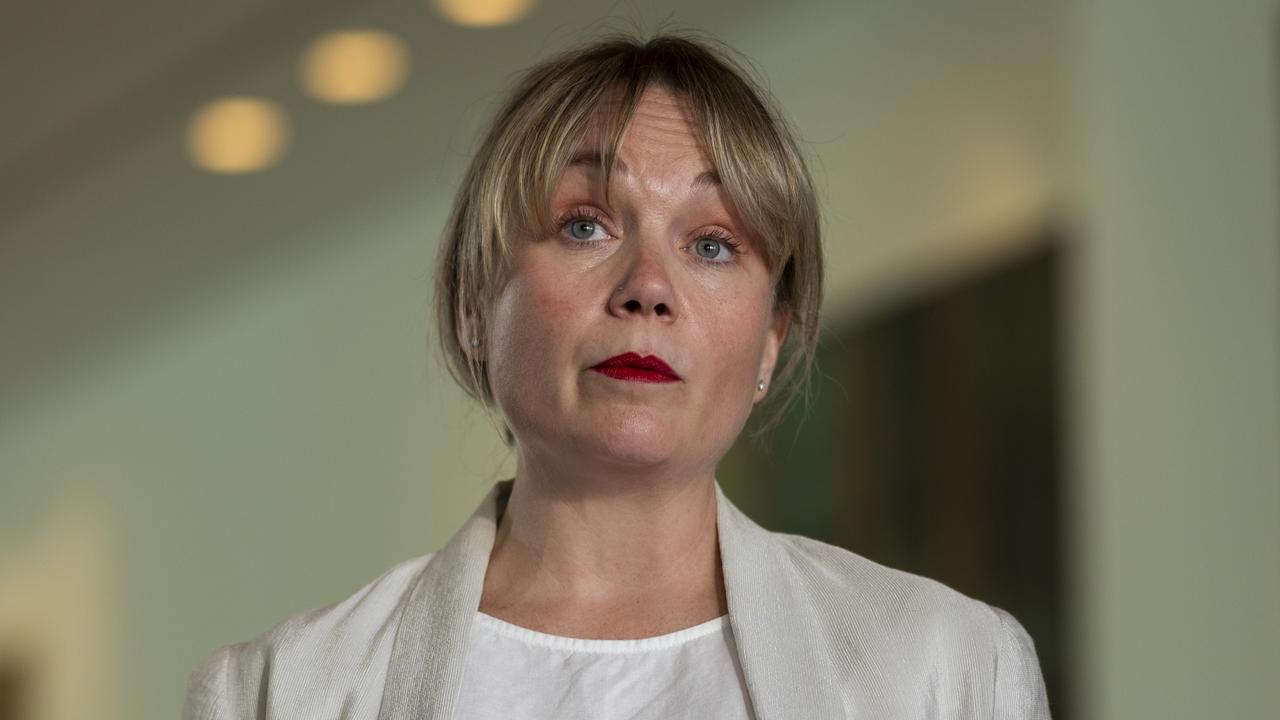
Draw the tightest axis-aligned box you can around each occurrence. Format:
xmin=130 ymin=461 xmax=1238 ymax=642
xmin=478 ymin=450 xmax=727 ymax=639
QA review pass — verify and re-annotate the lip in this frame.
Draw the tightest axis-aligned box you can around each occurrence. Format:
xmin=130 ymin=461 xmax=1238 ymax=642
xmin=589 ymin=352 xmax=682 ymax=383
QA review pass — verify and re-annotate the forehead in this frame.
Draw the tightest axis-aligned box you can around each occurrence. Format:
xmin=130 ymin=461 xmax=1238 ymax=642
xmin=581 ymin=85 xmax=712 ymax=171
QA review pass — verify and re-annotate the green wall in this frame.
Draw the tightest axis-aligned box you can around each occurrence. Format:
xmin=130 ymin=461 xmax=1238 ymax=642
xmin=0 ymin=1 xmax=1275 ymax=718
xmin=1068 ymin=0 xmax=1280 ymax=716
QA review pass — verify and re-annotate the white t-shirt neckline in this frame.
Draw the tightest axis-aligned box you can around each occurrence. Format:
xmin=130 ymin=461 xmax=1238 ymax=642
xmin=474 ymin=611 xmax=730 ymax=654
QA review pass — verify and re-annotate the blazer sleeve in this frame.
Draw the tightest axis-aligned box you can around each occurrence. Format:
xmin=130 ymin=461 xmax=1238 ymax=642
xmin=991 ymin=606 xmax=1052 ymax=720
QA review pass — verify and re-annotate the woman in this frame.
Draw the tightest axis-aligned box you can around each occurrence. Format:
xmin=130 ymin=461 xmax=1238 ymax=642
xmin=185 ymin=34 xmax=1051 ymax=719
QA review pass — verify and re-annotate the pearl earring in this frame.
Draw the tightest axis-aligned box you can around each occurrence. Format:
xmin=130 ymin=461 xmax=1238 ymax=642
xmin=757 ymin=380 xmax=766 ymax=391
xmin=470 ymin=338 xmax=481 ymax=348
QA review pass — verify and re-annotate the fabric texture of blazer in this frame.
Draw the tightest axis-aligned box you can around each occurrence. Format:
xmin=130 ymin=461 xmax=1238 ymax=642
xmin=184 ymin=479 xmax=1052 ymax=719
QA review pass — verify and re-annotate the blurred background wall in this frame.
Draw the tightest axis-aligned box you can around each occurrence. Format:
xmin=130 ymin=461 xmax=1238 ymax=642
xmin=1070 ymin=1 xmax=1279 ymax=717
xmin=0 ymin=0 xmax=1275 ymax=718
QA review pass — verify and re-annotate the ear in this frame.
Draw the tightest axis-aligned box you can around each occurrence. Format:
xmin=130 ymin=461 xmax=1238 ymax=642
xmin=755 ymin=307 xmax=791 ymax=401
xmin=458 ymin=312 xmax=486 ymax=362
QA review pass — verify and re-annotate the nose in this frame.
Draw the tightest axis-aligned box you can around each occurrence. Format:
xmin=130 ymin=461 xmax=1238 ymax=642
xmin=607 ymin=236 xmax=678 ymax=323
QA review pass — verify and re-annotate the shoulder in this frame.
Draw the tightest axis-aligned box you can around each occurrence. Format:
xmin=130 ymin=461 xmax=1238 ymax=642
xmin=770 ymin=532 xmax=1051 ymax=717
xmin=773 ymin=530 xmax=998 ymax=631
xmin=183 ymin=552 xmax=434 ymax=720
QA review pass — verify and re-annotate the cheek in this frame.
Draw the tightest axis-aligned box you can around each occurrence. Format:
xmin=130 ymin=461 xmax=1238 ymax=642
xmin=698 ymin=297 xmax=772 ymax=400
xmin=528 ymin=264 xmax=583 ymax=330
xmin=732 ymin=289 xmax=775 ymax=356
xmin=487 ymin=260 xmax=581 ymax=400
xmin=499 ymin=262 xmax=581 ymax=343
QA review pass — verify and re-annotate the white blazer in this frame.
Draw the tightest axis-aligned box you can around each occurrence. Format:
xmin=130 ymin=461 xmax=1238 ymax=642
xmin=184 ymin=480 xmax=1051 ymax=719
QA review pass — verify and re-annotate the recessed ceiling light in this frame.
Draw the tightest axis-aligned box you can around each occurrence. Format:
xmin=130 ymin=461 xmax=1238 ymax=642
xmin=186 ymin=97 xmax=289 ymax=174
xmin=300 ymin=29 xmax=410 ymax=105
xmin=432 ymin=0 xmax=535 ymax=28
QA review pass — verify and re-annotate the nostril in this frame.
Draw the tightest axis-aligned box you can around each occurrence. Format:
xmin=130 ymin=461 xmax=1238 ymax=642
xmin=654 ymin=303 xmax=670 ymax=317
xmin=623 ymin=299 xmax=642 ymax=313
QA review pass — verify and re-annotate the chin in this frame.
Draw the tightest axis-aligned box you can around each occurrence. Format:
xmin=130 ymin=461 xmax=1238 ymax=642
xmin=575 ymin=409 xmax=680 ymax=469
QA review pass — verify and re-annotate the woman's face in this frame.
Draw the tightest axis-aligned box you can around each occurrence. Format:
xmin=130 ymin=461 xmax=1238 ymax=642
xmin=485 ymin=85 xmax=789 ymax=475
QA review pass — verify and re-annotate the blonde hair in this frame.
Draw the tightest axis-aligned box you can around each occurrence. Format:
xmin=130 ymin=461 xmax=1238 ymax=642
xmin=435 ymin=33 xmax=823 ymax=438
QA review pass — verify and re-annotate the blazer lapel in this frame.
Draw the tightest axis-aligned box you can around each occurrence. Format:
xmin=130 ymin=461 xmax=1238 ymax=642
xmin=717 ymin=481 xmax=848 ymax=719
xmin=378 ymin=481 xmax=507 ymax=720
xmin=378 ymin=480 xmax=846 ymax=720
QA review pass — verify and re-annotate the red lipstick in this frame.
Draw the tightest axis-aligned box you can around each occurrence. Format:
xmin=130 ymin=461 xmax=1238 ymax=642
xmin=590 ymin=352 xmax=681 ymax=383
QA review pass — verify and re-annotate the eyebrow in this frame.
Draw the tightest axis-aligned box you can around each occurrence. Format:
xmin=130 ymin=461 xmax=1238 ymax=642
xmin=568 ymin=150 xmax=721 ymax=191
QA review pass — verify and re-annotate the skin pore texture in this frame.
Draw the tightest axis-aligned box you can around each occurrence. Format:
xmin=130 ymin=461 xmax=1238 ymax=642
xmin=476 ymin=86 xmax=790 ymax=640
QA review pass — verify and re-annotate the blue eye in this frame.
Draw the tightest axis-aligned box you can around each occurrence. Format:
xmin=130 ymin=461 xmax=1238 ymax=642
xmin=559 ymin=211 xmax=611 ymax=243
xmin=569 ymin=219 xmax=597 ymax=240
xmin=694 ymin=238 xmax=727 ymax=260
xmin=692 ymin=234 xmax=744 ymax=264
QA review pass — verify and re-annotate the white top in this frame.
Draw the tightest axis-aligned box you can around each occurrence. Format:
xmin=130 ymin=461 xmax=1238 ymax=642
xmin=454 ymin=612 xmax=755 ymax=719
xmin=183 ymin=480 xmax=1051 ymax=719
